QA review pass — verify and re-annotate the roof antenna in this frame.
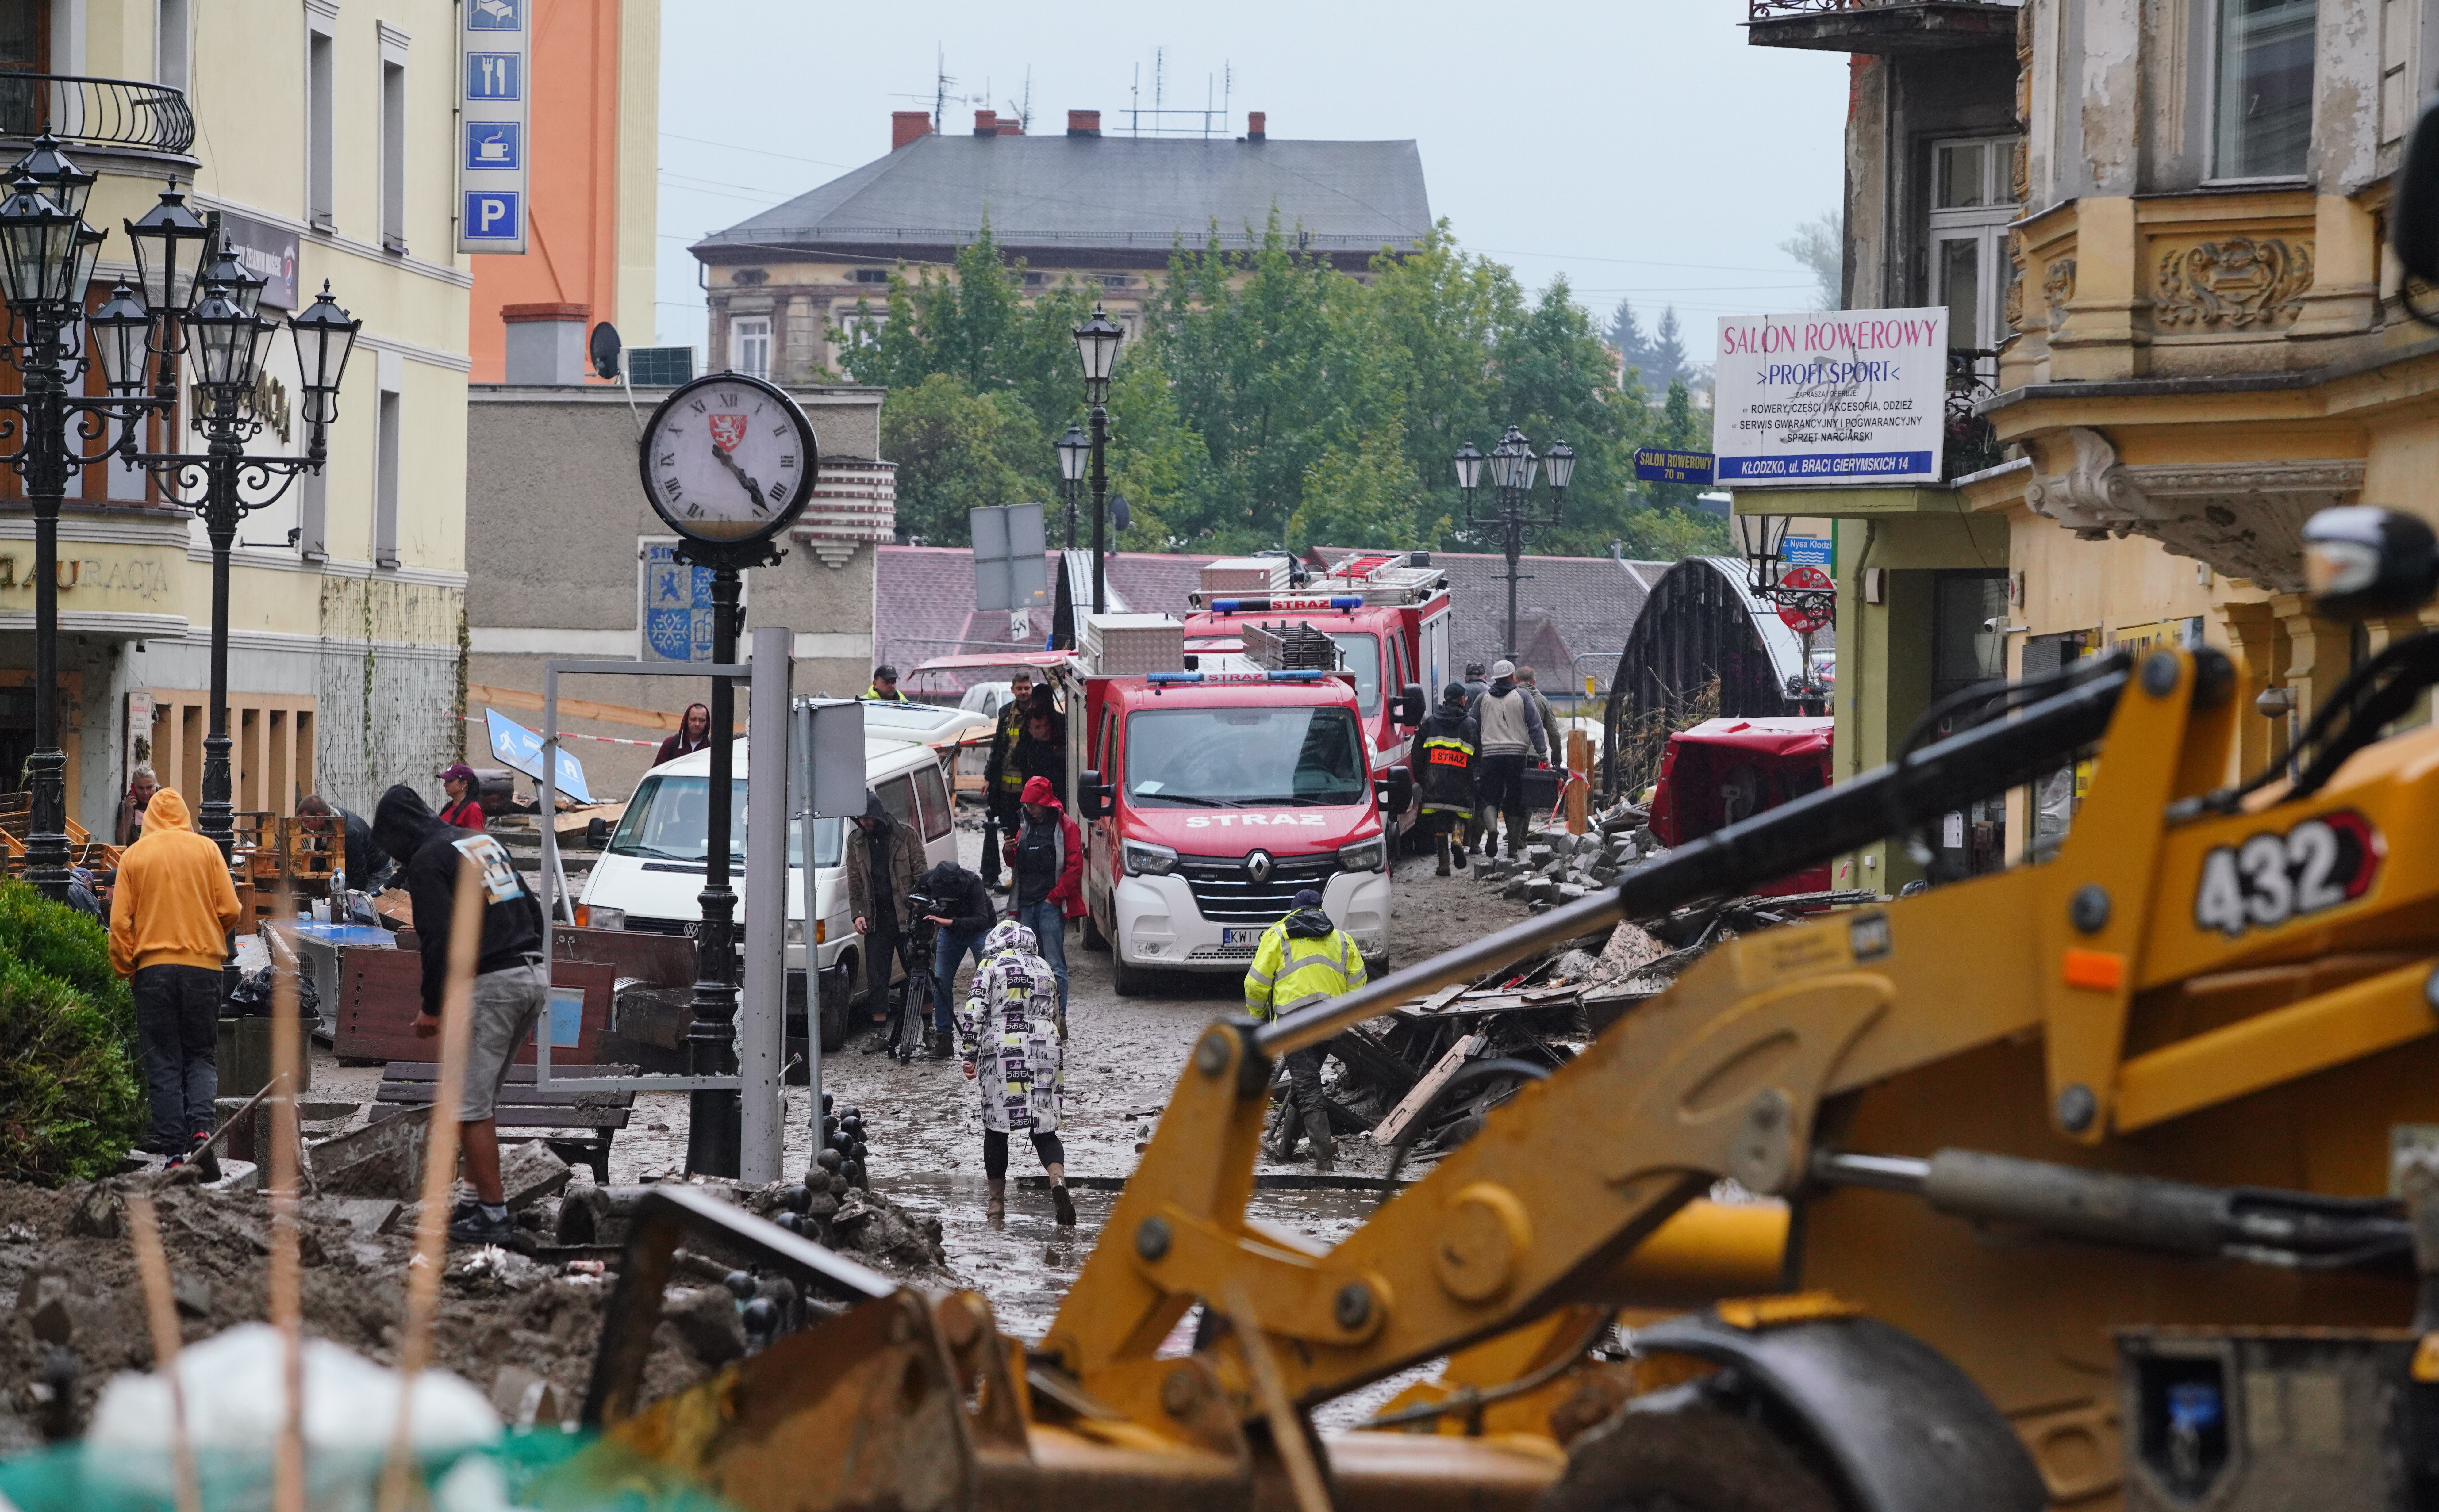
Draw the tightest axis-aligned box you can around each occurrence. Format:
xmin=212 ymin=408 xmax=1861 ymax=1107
xmin=1130 ymin=63 xmax=1139 ymax=137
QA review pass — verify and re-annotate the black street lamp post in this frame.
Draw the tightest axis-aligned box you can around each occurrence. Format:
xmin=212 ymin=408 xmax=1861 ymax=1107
xmin=1453 ymin=426 xmax=1573 ymax=662
xmin=1071 ymin=306 xmax=1124 ymax=617
xmin=0 ymin=141 xmax=179 ymax=899
xmin=1054 ymin=422 xmax=1087 ymax=550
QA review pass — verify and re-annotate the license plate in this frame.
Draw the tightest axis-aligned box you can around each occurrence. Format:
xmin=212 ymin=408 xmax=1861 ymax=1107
xmin=1221 ymin=927 xmax=1264 ymax=947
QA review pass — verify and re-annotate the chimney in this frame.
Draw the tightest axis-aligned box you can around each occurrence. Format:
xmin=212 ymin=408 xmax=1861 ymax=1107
xmin=502 ymin=302 xmax=590 ymax=385
xmin=996 ymin=117 xmax=1024 ymax=136
xmin=1247 ymin=111 xmax=1266 ymax=142
xmin=1067 ymin=109 xmax=1101 ymax=137
xmin=891 ymin=110 xmax=932 ymax=150
xmin=973 ymin=109 xmax=997 ymax=136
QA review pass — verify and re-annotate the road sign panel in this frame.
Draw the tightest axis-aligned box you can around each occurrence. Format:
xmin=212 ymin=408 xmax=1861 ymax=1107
xmin=1634 ymin=447 xmax=1716 ymax=485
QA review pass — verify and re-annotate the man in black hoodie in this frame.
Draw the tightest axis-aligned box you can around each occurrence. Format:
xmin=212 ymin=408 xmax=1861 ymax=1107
xmin=373 ymin=784 xmax=547 ymax=1246
xmin=915 ymin=859 xmax=995 ymax=1060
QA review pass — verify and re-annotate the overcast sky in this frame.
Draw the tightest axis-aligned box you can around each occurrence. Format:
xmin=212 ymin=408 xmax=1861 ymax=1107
xmin=653 ymin=2 xmax=1850 ymax=367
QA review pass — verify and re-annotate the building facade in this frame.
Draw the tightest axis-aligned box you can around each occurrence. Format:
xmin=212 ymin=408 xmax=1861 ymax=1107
xmin=0 ymin=0 xmax=475 ymax=836
xmin=690 ymin=109 xmax=1433 ymax=381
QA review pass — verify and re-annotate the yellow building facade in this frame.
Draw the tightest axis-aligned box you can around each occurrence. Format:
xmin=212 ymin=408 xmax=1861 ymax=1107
xmin=0 ymin=0 xmax=472 ymax=832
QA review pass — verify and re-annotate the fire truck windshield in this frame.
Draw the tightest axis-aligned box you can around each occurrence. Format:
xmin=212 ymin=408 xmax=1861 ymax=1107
xmin=1324 ymin=631 xmax=1380 ymax=715
xmin=1124 ymin=706 xmax=1368 ymax=808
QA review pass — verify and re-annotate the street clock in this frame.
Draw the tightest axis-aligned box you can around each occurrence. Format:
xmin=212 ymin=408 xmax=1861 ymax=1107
xmin=637 ymin=372 xmax=819 ymax=552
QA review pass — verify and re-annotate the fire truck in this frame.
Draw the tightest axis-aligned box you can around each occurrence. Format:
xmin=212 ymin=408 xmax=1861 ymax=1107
xmin=1179 ymin=552 xmax=1452 ymax=838
xmin=1057 ymin=614 xmax=1419 ymax=995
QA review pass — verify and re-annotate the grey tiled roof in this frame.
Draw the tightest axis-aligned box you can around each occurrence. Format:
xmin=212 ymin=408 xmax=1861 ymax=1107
xmin=1315 ymin=548 xmax=1660 ymax=694
xmin=696 ymin=135 xmax=1432 ymax=257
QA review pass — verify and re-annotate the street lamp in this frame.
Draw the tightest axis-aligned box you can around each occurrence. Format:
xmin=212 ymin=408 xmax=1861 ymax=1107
xmin=132 ymin=251 xmax=360 ymax=868
xmin=1071 ymin=305 xmax=1124 ymax=616
xmin=1054 ymin=422 xmax=1088 ymax=550
xmin=1733 ymin=509 xmax=1790 ymax=597
xmin=0 ymin=140 xmax=178 ymax=901
xmin=1454 ymin=425 xmax=1572 ymax=661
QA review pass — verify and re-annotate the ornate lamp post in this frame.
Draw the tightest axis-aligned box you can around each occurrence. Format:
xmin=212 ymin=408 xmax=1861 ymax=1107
xmin=130 ymin=245 xmax=360 ymax=865
xmin=1071 ymin=306 xmax=1124 ymax=616
xmin=1054 ymin=422 xmax=1087 ymax=551
xmin=1452 ymin=425 xmax=1573 ymax=662
xmin=0 ymin=139 xmax=180 ymax=900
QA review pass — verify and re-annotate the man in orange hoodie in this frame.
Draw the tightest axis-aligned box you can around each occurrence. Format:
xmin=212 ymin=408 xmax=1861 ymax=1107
xmin=109 ymin=787 xmax=243 ymax=1174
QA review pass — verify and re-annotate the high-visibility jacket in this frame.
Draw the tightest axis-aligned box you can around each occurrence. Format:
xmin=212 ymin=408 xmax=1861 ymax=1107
xmin=1411 ymin=713 xmax=1477 ymax=815
xmin=1243 ymin=910 xmax=1368 ymax=1021
xmin=864 ymin=685 xmax=909 ymax=702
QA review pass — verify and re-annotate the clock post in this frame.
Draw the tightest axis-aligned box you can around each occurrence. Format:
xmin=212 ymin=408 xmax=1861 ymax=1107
xmin=635 ymin=371 xmax=820 ymax=1180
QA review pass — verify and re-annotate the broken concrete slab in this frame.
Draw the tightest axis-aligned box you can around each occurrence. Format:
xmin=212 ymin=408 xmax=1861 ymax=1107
xmin=313 ymin=1106 xmax=430 ymax=1200
xmin=498 ymin=1140 xmax=572 ymax=1211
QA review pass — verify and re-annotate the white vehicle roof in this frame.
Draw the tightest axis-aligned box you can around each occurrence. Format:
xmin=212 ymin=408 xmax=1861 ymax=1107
xmin=853 ymin=699 xmax=994 ymax=746
xmin=642 ymin=736 xmax=935 ymax=781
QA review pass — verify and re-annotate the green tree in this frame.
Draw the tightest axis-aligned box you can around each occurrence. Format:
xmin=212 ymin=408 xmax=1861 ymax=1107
xmin=1287 ymin=415 xmax=1433 ymax=553
xmin=1780 ymin=211 xmax=1843 ymax=312
xmin=875 ymin=372 xmax=1047 ymax=546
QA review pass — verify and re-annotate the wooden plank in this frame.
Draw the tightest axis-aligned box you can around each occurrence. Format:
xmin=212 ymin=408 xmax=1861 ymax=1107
xmin=1390 ymin=984 xmax=1468 ymax=1019
xmin=367 ymin=1103 xmax=631 ymax=1131
xmin=382 ymin=1061 xmax=636 ymax=1082
xmin=375 ymin=1084 xmax=633 ymax=1109
xmin=1369 ymin=1032 xmax=1486 ymax=1146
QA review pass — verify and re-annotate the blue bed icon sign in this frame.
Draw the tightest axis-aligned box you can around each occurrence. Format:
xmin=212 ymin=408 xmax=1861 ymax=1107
xmin=467 ymin=0 xmax=523 ymax=30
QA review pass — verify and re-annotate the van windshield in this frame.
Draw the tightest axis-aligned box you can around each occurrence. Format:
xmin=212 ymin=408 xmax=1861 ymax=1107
xmin=1124 ymin=706 xmax=1368 ymax=807
xmin=608 ymin=776 xmax=839 ymax=867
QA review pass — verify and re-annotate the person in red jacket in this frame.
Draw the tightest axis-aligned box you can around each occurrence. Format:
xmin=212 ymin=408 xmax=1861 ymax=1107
xmin=1001 ymin=775 xmax=1081 ymax=1030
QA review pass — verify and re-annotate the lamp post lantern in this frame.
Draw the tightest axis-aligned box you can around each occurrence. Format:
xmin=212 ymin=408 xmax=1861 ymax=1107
xmin=1071 ymin=305 xmax=1124 ymax=616
xmin=1054 ymin=422 xmax=1088 ymax=550
xmin=1454 ymin=425 xmax=1571 ymax=662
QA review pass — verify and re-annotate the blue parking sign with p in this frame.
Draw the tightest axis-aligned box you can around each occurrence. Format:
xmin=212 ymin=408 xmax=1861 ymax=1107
xmin=465 ymin=192 xmax=520 ymax=241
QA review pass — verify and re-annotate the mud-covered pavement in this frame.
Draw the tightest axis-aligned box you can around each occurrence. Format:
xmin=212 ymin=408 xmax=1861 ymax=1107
xmin=609 ymin=830 xmax=1536 ymax=1344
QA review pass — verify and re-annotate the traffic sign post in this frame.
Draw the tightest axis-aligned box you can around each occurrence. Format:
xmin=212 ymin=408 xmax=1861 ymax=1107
xmin=1775 ymin=565 xmax=1835 ymax=635
xmin=1634 ymin=448 xmax=1716 ymax=485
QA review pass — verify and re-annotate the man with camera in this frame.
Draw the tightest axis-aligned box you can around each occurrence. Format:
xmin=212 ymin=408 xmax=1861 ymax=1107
xmin=908 ymin=859 xmax=996 ymax=1061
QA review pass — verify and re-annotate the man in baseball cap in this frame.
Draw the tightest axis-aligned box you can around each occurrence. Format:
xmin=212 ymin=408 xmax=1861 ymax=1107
xmin=865 ymin=666 xmax=908 ymax=702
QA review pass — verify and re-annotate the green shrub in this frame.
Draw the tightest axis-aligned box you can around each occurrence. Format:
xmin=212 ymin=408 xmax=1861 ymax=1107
xmin=0 ymin=881 xmax=141 ymax=1182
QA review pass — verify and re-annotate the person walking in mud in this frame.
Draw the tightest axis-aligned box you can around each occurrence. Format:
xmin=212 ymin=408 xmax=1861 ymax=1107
xmin=958 ymin=919 xmax=1074 ymax=1227
xmin=1242 ymin=888 xmax=1367 ymax=1172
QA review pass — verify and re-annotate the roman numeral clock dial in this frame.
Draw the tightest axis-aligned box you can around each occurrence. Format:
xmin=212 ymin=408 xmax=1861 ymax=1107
xmin=637 ymin=372 xmax=820 ymax=550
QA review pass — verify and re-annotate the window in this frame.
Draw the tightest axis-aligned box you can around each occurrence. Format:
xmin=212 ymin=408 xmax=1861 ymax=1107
xmin=155 ymin=0 xmax=188 ymax=91
xmin=731 ymin=316 xmax=770 ymax=379
xmin=380 ymin=57 xmax=408 ymax=251
xmin=875 ymin=775 xmax=915 ymax=829
xmin=1123 ymin=707 xmax=1368 ymax=808
xmin=306 ymin=24 xmax=334 ymax=229
xmin=852 ymin=268 xmax=889 ymax=284
xmin=609 ymin=775 xmax=812 ymax=866
xmin=913 ymin=763 xmax=952 ymax=841
xmin=2216 ymin=0 xmax=2316 ymax=179
xmin=1100 ymin=274 xmax=1131 ymax=289
xmin=1926 ymin=135 xmax=2020 ymax=363
xmin=373 ymin=389 xmax=401 ymax=568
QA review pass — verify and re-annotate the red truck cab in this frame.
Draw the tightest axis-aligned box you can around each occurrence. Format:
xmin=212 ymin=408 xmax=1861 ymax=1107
xmin=1058 ymin=645 xmax=1415 ymax=996
xmin=1180 ymin=554 xmax=1450 ymax=837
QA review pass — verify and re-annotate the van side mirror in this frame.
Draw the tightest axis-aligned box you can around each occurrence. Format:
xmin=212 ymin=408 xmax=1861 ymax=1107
xmin=2302 ymin=506 xmax=2439 ymax=619
xmin=1377 ymin=765 xmax=1413 ymax=816
xmin=1078 ymin=769 xmax=1115 ymax=820
xmin=1391 ymin=683 xmax=1427 ymax=726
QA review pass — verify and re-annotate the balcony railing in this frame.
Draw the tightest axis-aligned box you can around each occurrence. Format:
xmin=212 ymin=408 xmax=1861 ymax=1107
xmin=0 ymin=73 xmax=193 ymax=155
xmin=1748 ymin=0 xmax=2017 ymax=16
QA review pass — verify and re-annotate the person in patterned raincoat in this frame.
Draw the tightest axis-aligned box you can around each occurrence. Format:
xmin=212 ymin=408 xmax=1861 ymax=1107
xmin=958 ymin=919 xmax=1074 ymax=1226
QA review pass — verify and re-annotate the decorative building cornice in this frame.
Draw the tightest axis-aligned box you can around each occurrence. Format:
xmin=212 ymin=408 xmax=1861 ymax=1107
xmin=2024 ymin=426 xmax=2360 ymax=591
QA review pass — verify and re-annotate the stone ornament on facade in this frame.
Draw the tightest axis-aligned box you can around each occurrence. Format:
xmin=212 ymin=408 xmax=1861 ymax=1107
xmin=791 ymin=458 xmax=899 ymax=568
xmin=2025 ymin=426 xmax=2362 ymax=591
xmin=2153 ymin=238 xmax=2314 ymax=329
xmin=2042 ymin=259 xmax=2075 ymax=333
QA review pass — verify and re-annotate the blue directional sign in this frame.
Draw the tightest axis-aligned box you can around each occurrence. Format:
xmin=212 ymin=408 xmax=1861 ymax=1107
xmin=1782 ymin=535 xmax=1833 ymax=568
xmin=485 ymin=708 xmax=593 ymax=805
xmin=1635 ymin=448 xmax=1716 ymax=485
xmin=465 ymin=121 xmax=521 ymax=172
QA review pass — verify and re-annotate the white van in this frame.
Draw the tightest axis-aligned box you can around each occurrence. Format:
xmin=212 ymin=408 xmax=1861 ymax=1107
xmin=575 ymin=736 xmax=960 ymax=1050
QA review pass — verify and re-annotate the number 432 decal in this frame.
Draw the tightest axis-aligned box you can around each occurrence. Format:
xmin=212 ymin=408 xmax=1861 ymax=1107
xmin=2194 ymin=810 xmax=2382 ymax=938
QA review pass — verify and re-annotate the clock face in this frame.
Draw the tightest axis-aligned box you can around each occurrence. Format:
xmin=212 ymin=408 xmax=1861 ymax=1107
xmin=640 ymin=375 xmax=816 ymax=544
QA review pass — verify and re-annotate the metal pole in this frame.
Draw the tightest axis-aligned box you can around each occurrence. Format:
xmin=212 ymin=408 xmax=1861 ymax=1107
xmin=198 ymin=442 xmax=239 ymax=861
xmin=792 ymin=698 xmax=822 ymax=1147
xmin=21 ymin=343 xmax=66 ymax=900
xmin=686 ymin=568 xmax=744 ymax=1177
xmin=1063 ymin=477 xmax=1077 ymax=551
xmin=1504 ymin=493 xmax=1522 ymax=662
xmin=739 ymin=625 xmax=791 ymax=1184
xmin=1089 ymin=402 xmax=1108 ymax=618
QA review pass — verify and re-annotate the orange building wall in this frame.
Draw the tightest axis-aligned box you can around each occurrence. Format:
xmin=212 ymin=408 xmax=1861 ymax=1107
xmin=467 ymin=0 xmax=644 ymax=382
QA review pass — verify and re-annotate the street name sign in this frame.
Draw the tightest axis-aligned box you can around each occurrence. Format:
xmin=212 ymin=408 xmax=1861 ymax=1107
xmin=1634 ymin=448 xmax=1715 ymax=484
xmin=485 ymin=706 xmax=593 ymax=804
xmin=1714 ymin=308 xmax=1947 ymax=487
